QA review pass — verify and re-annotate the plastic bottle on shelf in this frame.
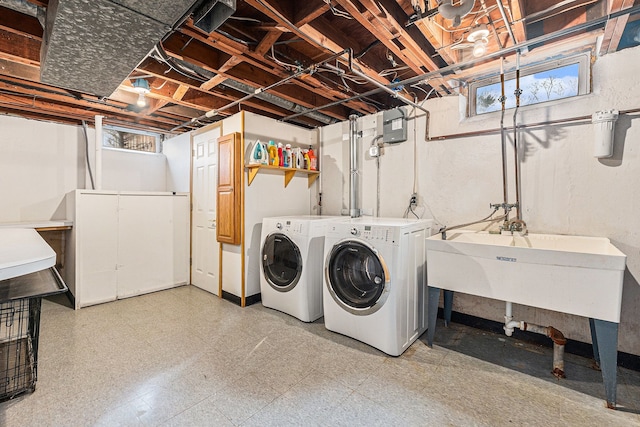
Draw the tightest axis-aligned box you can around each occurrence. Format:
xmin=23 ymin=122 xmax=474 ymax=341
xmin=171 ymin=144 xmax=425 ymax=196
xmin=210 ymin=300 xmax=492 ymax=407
xmin=293 ymin=147 xmax=302 ymax=168
xmin=284 ymin=144 xmax=291 ymax=168
xmin=303 ymin=149 xmax=310 ymax=170
xmin=308 ymin=146 xmax=317 ymax=171
xmin=268 ymin=141 xmax=278 ymax=166
xmin=277 ymin=143 xmax=284 ymax=167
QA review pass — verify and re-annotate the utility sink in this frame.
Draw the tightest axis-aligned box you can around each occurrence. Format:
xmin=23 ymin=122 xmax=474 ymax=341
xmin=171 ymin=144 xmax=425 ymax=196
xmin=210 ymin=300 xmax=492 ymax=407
xmin=425 ymin=229 xmax=627 ymax=408
xmin=426 ymin=230 xmax=626 ymax=323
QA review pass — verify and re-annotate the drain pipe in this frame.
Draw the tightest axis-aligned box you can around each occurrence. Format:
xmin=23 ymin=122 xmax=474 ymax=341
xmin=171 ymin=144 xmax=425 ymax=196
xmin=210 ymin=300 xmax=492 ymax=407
xmin=504 ymin=301 xmax=567 ymax=378
xmin=349 ymin=114 xmax=361 ymax=218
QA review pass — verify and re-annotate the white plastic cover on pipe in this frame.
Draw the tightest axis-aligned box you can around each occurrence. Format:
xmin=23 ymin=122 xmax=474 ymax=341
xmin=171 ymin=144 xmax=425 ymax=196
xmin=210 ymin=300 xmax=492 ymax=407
xmin=94 ymin=115 xmax=103 ymax=190
xmin=438 ymin=0 xmax=476 ymax=27
xmin=592 ymin=110 xmax=619 ymax=158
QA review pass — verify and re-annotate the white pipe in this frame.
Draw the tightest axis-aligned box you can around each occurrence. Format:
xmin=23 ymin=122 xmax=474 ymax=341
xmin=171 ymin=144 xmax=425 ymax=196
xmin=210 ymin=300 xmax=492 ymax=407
xmin=503 ymin=301 xmax=567 ymax=378
xmin=94 ymin=115 xmax=104 ymax=190
xmin=349 ymin=114 xmax=360 ymax=218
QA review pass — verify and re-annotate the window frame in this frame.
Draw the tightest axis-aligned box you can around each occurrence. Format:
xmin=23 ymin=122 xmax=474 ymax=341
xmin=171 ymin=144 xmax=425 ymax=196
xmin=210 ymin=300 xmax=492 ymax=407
xmin=102 ymin=125 xmax=163 ymax=154
xmin=468 ymin=52 xmax=591 ymax=117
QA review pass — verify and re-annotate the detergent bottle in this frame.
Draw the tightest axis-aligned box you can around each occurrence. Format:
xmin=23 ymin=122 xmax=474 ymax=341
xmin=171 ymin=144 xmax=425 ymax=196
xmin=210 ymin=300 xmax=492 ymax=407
xmin=283 ymin=144 xmax=292 ymax=168
xmin=277 ymin=143 xmax=284 ymax=167
xmin=268 ymin=141 xmax=278 ymax=166
xmin=249 ymin=139 xmax=265 ymax=165
xmin=293 ymin=147 xmax=302 ymax=168
xmin=308 ymin=146 xmax=317 ymax=171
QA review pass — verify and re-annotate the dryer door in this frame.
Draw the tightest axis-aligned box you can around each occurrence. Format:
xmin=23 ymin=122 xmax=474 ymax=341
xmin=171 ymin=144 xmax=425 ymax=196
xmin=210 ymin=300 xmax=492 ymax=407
xmin=262 ymin=233 xmax=302 ymax=292
xmin=326 ymin=240 xmax=389 ymax=315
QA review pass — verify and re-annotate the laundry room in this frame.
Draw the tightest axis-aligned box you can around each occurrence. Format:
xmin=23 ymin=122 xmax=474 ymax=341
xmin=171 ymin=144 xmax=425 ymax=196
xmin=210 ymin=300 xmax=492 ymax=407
xmin=1 ymin=0 xmax=640 ymax=425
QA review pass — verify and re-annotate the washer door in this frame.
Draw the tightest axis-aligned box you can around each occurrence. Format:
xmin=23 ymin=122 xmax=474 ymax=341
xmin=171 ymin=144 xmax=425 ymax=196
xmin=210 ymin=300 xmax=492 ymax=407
xmin=326 ymin=240 xmax=389 ymax=315
xmin=262 ymin=233 xmax=302 ymax=292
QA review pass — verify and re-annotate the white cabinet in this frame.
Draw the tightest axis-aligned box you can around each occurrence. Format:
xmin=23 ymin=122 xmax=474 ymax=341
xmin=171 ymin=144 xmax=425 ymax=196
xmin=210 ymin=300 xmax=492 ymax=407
xmin=72 ymin=190 xmax=189 ymax=308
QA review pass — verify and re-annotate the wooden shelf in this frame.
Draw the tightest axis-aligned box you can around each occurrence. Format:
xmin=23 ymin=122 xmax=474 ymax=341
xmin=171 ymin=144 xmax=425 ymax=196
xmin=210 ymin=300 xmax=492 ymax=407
xmin=246 ymin=164 xmax=320 ymax=188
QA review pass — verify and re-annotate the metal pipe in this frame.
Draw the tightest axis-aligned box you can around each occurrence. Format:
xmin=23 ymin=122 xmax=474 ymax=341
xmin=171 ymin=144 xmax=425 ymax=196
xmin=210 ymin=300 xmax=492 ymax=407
xmin=523 ymin=323 xmax=567 ymax=378
xmin=322 ymin=62 xmax=431 ymax=116
xmin=495 ymin=0 xmax=518 ymax=45
xmin=503 ymin=300 xmax=568 ymax=379
xmin=499 ymin=58 xmax=509 ymax=220
xmin=513 ymin=51 xmax=522 ymax=221
xmin=283 ymin=5 xmax=640 ymax=125
xmin=171 ymin=49 xmax=351 ymax=131
xmin=349 ymin=114 xmax=360 ymax=218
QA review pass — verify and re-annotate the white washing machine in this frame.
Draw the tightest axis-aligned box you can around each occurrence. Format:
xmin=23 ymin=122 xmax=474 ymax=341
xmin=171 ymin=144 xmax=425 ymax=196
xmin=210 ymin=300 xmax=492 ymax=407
xmin=260 ymin=215 xmax=340 ymax=322
xmin=323 ymin=217 xmax=433 ymax=356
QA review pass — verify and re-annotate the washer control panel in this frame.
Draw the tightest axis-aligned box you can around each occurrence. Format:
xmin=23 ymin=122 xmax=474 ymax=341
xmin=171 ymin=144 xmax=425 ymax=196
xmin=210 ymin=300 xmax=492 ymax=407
xmin=338 ymin=225 xmax=392 ymax=242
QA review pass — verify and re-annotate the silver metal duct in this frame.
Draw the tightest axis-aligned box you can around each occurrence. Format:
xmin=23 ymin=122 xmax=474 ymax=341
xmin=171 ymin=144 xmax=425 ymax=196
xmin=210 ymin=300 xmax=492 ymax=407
xmin=221 ymin=79 xmax=335 ymax=125
xmin=40 ymin=0 xmax=201 ymax=97
xmin=349 ymin=114 xmax=360 ymax=218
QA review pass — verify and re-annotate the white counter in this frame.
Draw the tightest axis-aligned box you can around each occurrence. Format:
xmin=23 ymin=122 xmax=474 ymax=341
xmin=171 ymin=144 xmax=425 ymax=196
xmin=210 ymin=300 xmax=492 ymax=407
xmin=0 ymin=228 xmax=56 ymax=281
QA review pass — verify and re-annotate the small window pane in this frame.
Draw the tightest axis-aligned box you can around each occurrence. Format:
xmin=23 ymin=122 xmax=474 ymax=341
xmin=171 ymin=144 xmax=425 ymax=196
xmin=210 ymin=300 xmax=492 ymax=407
xmin=474 ymin=62 xmax=581 ymax=115
xmin=103 ymin=127 xmax=160 ymax=153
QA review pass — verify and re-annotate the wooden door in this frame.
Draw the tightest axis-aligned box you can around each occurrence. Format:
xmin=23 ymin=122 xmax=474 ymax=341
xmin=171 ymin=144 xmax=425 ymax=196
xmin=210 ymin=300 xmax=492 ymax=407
xmin=217 ymin=132 xmax=242 ymax=245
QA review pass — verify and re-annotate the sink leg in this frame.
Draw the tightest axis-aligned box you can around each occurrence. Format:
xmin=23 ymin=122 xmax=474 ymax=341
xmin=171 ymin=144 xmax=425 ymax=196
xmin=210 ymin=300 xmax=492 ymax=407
xmin=590 ymin=318 xmax=619 ymax=409
xmin=443 ymin=290 xmax=454 ymax=327
xmin=589 ymin=318 xmax=600 ymax=368
xmin=427 ymin=286 xmax=441 ymax=347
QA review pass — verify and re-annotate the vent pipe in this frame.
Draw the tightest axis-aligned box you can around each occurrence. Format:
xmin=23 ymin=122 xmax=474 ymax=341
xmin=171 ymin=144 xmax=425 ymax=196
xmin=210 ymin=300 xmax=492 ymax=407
xmin=349 ymin=114 xmax=360 ymax=218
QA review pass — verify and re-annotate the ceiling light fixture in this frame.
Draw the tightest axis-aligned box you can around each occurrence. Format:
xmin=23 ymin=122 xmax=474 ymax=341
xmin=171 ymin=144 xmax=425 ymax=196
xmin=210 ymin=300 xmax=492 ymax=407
xmin=132 ymin=78 xmax=150 ymax=107
xmin=467 ymin=24 xmax=490 ymax=57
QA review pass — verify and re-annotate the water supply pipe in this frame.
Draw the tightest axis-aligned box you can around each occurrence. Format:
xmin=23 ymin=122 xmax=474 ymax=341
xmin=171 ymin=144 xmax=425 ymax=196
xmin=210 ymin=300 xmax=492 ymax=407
xmin=513 ymin=50 xmax=523 ymax=222
xmin=94 ymin=115 xmax=104 ymax=190
xmin=503 ymin=301 xmax=567 ymax=378
xmin=498 ymin=58 xmax=509 ymax=223
xmin=349 ymin=114 xmax=361 ymax=218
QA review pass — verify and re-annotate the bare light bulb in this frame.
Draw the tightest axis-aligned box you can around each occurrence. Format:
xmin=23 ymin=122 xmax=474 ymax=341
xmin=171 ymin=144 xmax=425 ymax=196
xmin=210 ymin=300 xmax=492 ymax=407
xmin=136 ymin=92 xmax=146 ymax=107
xmin=472 ymin=39 xmax=487 ymax=57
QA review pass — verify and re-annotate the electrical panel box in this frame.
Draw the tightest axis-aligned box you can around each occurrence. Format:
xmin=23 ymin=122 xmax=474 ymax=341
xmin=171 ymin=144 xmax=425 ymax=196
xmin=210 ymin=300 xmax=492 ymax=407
xmin=382 ymin=108 xmax=407 ymax=144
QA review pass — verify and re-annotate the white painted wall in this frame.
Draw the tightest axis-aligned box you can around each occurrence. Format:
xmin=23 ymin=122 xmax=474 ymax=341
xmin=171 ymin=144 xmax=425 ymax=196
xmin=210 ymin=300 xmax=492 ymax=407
xmin=164 ymin=132 xmax=191 ymax=193
xmin=320 ymin=45 xmax=640 ymax=356
xmin=101 ymin=148 xmax=167 ymax=192
xmin=242 ymin=111 xmax=317 ymax=298
xmin=0 ymin=115 xmax=84 ymax=222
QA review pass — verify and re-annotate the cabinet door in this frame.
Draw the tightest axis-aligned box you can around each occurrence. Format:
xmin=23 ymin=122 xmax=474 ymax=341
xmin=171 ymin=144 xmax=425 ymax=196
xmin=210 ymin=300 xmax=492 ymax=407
xmin=217 ymin=132 xmax=242 ymax=244
xmin=117 ymin=194 xmax=174 ymax=298
xmin=77 ymin=193 xmax=118 ymax=307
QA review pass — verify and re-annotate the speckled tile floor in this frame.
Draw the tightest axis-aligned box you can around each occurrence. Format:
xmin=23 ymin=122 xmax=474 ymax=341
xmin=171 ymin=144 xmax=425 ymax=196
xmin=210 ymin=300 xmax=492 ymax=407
xmin=1 ymin=285 xmax=639 ymax=426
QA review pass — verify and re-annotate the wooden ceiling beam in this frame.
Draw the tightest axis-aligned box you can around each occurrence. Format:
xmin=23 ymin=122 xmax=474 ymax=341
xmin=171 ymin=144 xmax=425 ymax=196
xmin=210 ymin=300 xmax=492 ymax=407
xmin=134 ymin=60 xmax=325 ymax=126
xmin=508 ymin=0 xmax=527 ymax=47
xmin=243 ymin=0 xmax=395 ymax=90
xmin=182 ymin=22 xmax=376 ymax=114
xmin=294 ymin=3 xmax=330 ymax=27
xmin=599 ymin=0 xmax=635 ymax=55
xmin=0 ymin=7 xmax=43 ymax=40
xmin=0 ymin=58 xmax=40 ymax=81
xmin=254 ymin=29 xmax=283 ymax=57
xmin=0 ymin=28 xmax=40 ymax=67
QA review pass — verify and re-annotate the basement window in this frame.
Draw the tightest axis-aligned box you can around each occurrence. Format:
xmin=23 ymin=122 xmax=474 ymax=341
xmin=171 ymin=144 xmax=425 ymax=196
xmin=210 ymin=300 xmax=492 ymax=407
xmin=469 ymin=54 xmax=590 ymax=116
xmin=103 ymin=126 xmax=162 ymax=153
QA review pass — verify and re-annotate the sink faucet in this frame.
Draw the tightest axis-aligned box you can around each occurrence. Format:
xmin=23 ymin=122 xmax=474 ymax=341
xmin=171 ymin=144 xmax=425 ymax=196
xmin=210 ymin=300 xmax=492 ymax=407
xmin=507 ymin=219 xmax=527 ymax=236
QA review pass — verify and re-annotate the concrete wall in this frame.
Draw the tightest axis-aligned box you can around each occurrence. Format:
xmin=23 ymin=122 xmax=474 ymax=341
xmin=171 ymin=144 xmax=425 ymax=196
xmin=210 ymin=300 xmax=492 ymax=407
xmin=320 ymin=45 xmax=640 ymax=356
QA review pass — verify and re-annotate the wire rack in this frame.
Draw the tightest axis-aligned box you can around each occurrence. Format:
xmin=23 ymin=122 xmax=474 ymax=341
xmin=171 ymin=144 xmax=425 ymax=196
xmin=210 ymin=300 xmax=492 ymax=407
xmin=0 ymin=297 xmax=41 ymax=401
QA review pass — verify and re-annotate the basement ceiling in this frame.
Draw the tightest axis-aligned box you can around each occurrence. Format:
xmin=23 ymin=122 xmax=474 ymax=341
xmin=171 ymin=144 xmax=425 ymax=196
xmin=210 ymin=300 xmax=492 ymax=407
xmin=0 ymin=0 xmax=639 ymax=133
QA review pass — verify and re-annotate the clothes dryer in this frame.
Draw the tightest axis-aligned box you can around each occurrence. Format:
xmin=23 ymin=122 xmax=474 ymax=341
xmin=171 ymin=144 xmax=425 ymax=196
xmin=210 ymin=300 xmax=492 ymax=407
xmin=260 ymin=215 xmax=339 ymax=322
xmin=323 ymin=217 xmax=433 ymax=356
